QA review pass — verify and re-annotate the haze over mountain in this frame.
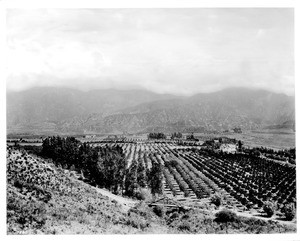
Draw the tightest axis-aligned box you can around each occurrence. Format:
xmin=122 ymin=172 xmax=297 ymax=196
xmin=7 ymin=9 xmax=294 ymax=96
xmin=6 ymin=87 xmax=295 ymax=135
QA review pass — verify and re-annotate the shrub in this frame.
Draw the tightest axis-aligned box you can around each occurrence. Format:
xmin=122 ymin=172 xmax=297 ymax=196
xmin=70 ymin=164 xmax=76 ymax=171
xmin=263 ymin=201 xmax=275 ymax=217
xmin=215 ymin=209 xmax=237 ymax=223
xmin=169 ymin=211 xmax=179 ymax=220
xmin=153 ymin=205 xmax=165 ymax=217
xmin=126 ymin=214 xmax=148 ymax=230
xmin=178 ymin=221 xmax=191 ymax=231
xmin=282 ymin=203 xmax=296 ymax=221
xmin=135 ymin=188 xmax=152 ymax=201
xmin=210 ymin=193 xmax=222 ymax=207
xmin=7 ymin=196 xmax=47 ymax=229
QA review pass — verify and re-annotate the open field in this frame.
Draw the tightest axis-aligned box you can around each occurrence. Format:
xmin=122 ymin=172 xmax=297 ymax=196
xmin=8 ymin=128 xmax=294 ymax=150
xmin=194 ymin=129 xmax=295 ymax=150
xmin=231 ymin=130 xmax=295 ymax=150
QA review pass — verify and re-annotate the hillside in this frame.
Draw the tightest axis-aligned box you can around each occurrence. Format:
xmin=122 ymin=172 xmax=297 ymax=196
xmin=6 ymin=148 xmax=171 ymax=234
xmin=7 ymin=87 xmax=294 ymax=134
xmin=6 ymin=147 xmax=296 ymax=234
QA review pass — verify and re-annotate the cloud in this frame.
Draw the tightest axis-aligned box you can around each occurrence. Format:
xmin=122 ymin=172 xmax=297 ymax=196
xmin=6 ymin=8 xmax=294 ymax=95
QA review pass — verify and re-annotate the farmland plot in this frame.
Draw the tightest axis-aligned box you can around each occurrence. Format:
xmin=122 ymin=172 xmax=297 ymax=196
xmin=188 ymin=151 xmax=296 ymax=209
xmin=99 ymin=142 xmax=296 ymax=217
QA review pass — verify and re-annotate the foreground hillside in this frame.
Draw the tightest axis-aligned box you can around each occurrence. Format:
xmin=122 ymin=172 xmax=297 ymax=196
xmin=6 ymin=148 xmax=296 ymax=234
xmin=7 ymin=148 xmax=171 ymax=234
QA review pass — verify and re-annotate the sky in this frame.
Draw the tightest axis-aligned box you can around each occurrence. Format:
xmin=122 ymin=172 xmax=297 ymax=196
xmin=6 ymin=8 xmax=294 ymax=95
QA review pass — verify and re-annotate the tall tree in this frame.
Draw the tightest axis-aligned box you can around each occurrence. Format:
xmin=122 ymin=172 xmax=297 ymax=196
xmin=149 ymin=161 xmax=164 ymax=195
xmin=137 ymin=158 xmax=147 ymax=188
xmin=124 ymin=159 xmax=138 ymax=196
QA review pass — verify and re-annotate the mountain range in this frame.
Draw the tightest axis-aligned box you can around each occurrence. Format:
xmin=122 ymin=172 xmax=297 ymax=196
xmin=6 ymin=87 xmax=295 ymax=135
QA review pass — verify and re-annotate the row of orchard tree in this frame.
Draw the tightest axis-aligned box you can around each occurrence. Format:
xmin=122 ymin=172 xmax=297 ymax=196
xmin=41 ymin=136 xmax=163 ymax=198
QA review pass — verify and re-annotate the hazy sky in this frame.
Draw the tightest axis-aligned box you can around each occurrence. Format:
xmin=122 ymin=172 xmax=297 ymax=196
xmin=6 ymin=8 xmax=294 ymax=95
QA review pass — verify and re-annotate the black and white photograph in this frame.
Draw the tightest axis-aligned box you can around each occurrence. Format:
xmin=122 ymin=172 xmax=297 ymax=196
xmin=4 ymin=0 xmax=298 ymax=237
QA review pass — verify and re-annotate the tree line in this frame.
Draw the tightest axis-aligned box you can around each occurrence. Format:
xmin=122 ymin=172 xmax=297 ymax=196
xmin=148 ymin=132 xmax=184 ymax=140
xmin=148 ymin=133 xmax=166 ymax=139
xmin=170 ymin=132 xmax=183 ymax=139
xmin=41 ymin=136 xmax=163 ymax=198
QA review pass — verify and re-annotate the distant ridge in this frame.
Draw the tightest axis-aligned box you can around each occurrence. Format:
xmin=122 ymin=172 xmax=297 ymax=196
xmin=7 ymin=87 xmax=295 ymax=135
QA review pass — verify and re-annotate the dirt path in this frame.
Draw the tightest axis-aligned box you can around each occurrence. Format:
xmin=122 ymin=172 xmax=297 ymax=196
xmin=93 ymin=187 xmax=138 ymax=212
xmin=210 ymin=208 xmax=296 ymax=227
xmin=235 ymin=210 xmax=296 ymax=226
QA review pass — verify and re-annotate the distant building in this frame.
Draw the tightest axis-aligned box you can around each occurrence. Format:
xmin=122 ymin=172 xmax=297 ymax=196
xmin=105 ymin=135 xmax=126 ymax=141
xmin=107 ymin=135 xmax=118 ymax=140
xmin=220 ymin=143 xmax=237 ymax=153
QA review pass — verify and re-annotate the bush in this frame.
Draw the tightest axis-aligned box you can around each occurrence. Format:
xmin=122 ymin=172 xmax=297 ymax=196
xmin=282 ymin=203 xmax=296 ymax=221
xmin=70 ymin=164 xmax=76 ymax=171
xmin=126 ymin=214 xmax=148 ymax=230
xmin=153 ymin=205 xmax=165 ymax=217
xmin=7 ymin=195 xmax=47 ymax=229
xmin=169 ymin=211 xmax=179 ymax=220
xmin=178 ymin=221 xmax=191 ymax=231
xmin=215 ymin=209 xmax=237 ymax=223
xmin=263 ymin=201 xmax=275 ymax=217
xmin=210 ymin=193 xmax=222 ymax=207
xmin=135 ymin=188 xmax=152 ymax=201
